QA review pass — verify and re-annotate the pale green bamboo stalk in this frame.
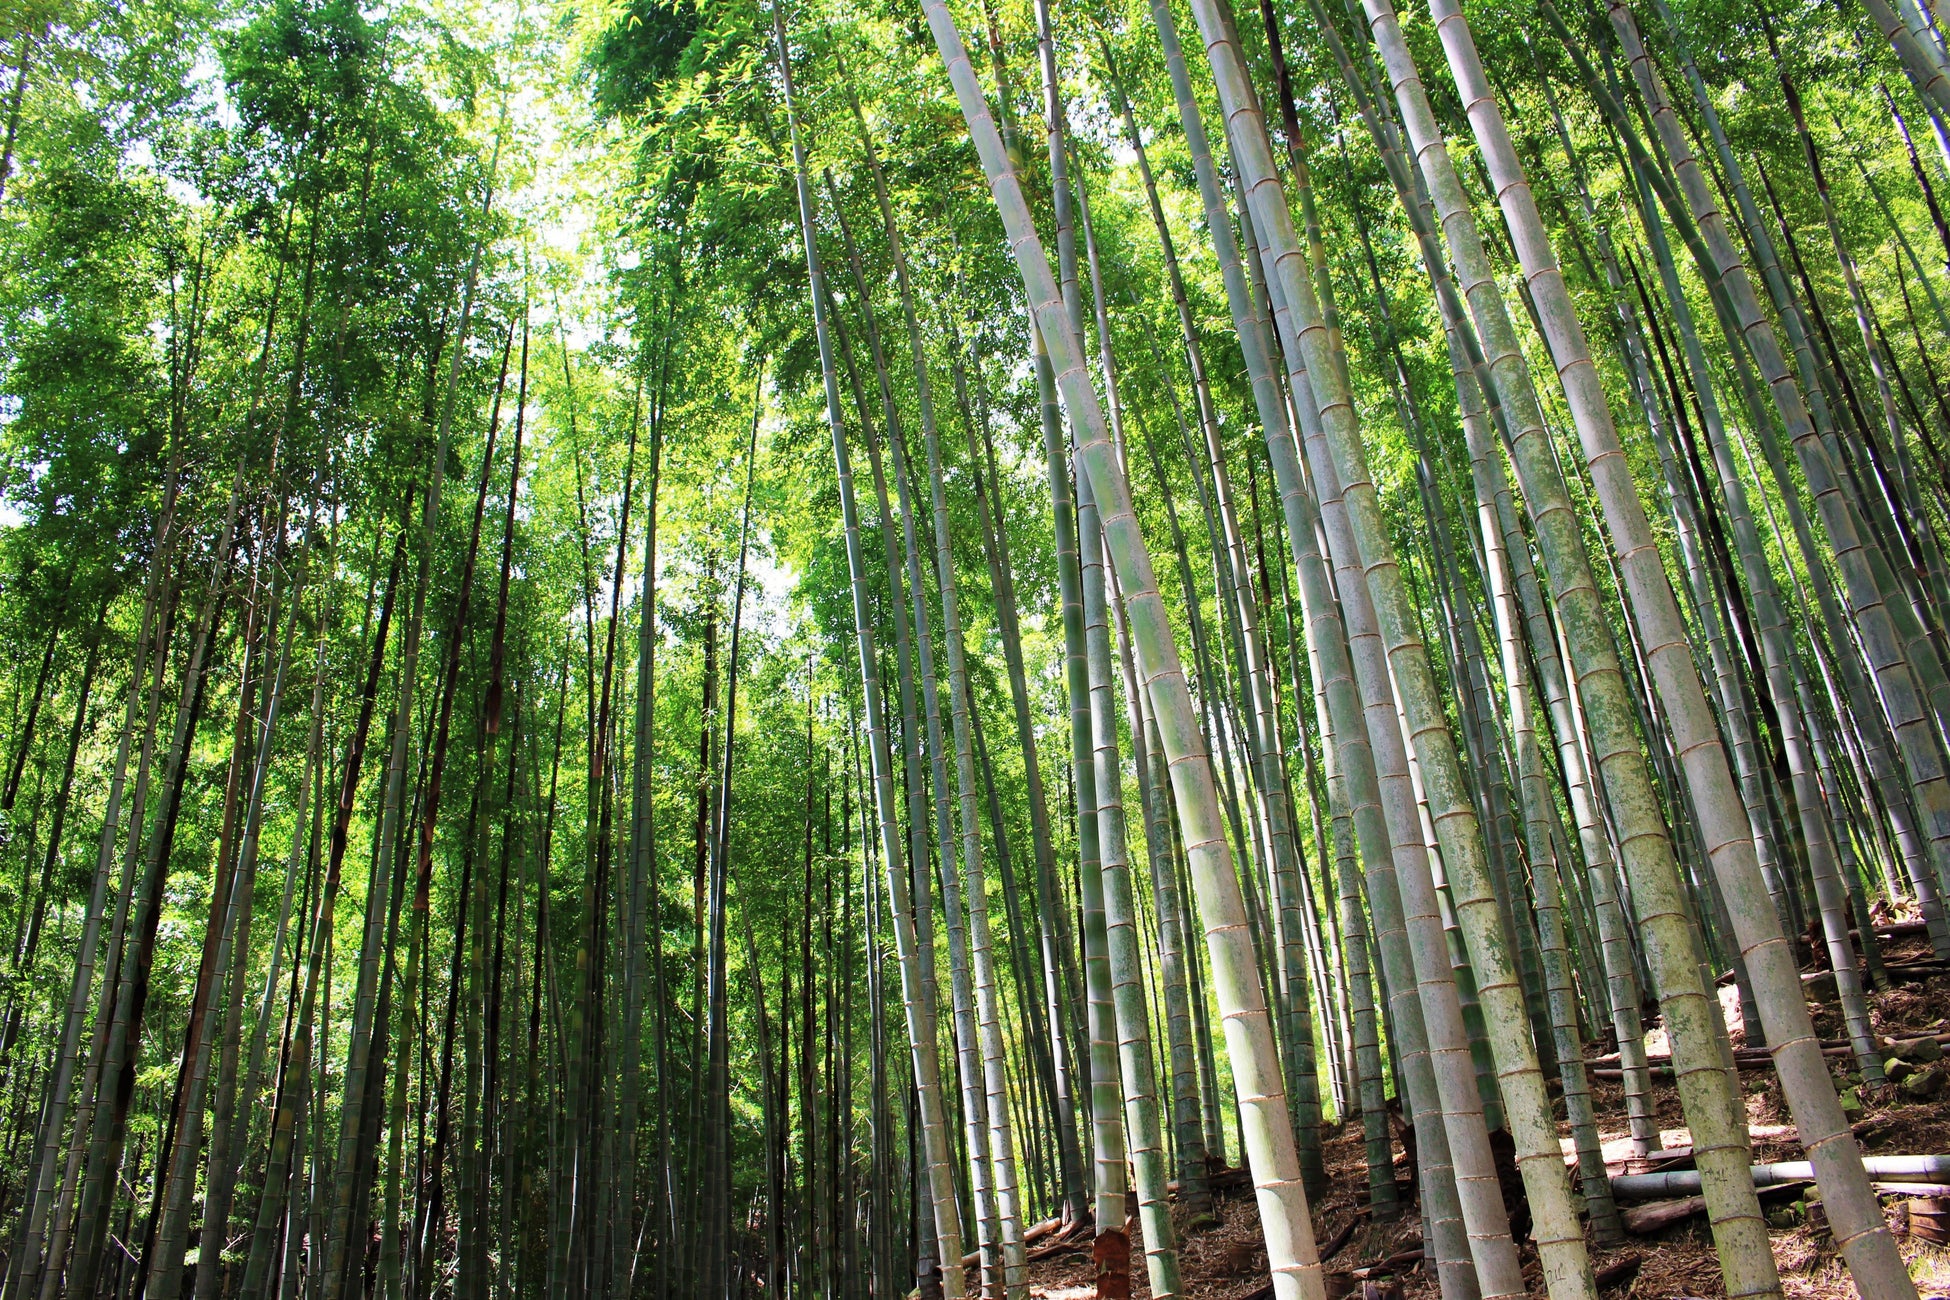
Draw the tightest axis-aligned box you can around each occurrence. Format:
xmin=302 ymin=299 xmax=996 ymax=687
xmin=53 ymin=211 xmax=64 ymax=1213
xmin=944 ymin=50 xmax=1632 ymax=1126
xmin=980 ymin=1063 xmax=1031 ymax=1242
xmin=852 ymin=97 xmax=1033 ymax=1295
xmin=825 ymin=165 xmax=998 ymax=1287
xmin=1073 ymin=465 xmax=1130 ymax=1250
xmin=1744 ymin=405 xmax=1931 ymax=942
xmin=1398 ymin=0 xmax=1780 ymax=1171
xmin=1279 ymin=214 xmax=1505 ymax=1300
xmin=1107 ymin=386 xmax=1219 ymax=1182
xmin=1259 ymin=29 xmax=1573 ymax=1271
xmin=1189 ymin=72 xmax=1338 ymax=1156
xmin=1206 ymin=31 xmax=1519 ymax=1300
xmin=1085 ymin=498 xmax=1181 ymax=1298
xmin=1635 ymin=221 xmax=1799 ymax=951
xmin=1393 ymin=685 xmax=1503 ymax=1136
xmin=1075 ymin=156 xmax=1185 ymax=1291
xmin=1603 ymin=4 xmax=1950 ymax=906
xmin=1092 ymin=61 xmax=1302 ymax=1131
xmin=1310 ymin=0 xmax=1666 ymax=1159
xmin=916 ymin=6 xmax=1322 ymax=1294
xmin=770 ymin=6 xmax=964 ymax=1292
xmin=897 ymin=425 xmax=1004 ymax=1289
xmin=1786 ymin=63 xmax=1950 ymax=629
xmin=1087 ymin=46 xmax=1314 ymax=1142
xmin=1116 ymin=357 xmax=1234 ymax=1167
xmin=1037 ymin=108 xmax=1125 ymax=1241
xmin=1357 ymin=0 xmax=1743 ymax=1206
xmin=1447 ymin=315 xmax=1622 ymax=1242
xmin=1026 ymin=314 xmax=1098 ymax=1201
xmin=1655 ymin=34 xmax=1950 ymax=926
xmin=1048 ymin=375 xmax=1121 ymax=1238
xmin=1862 ymin=0 xmax=1950 ymax=137
xmin=1661 ymin=5 xmax=1950 ymax=884
xmin=1445 ymin=7 xmax=1918 ymax=1294
xmin=947 ymin=298 xmax=1092 ymax=1221
xmin=1137 ymin=701 xmax=1211 ymax=1213
xmin=1303 ymin=616 xmax=1396 ymax=1214
xmin=1135 ymin=1 xmax=1442 ymax=1237
xmin=1142 ymin=413 xmax=1237 ymax=1165
xmin=1409 ymin=449 xmax=1546 ymax=1070
xmin=1620 ymin=137 xmax=1884 ymax=1080
xmin=960 ymin=18 xmax=1093 ymax=1214
xmin=888 ymin=329 xmax=995 ymax=1293
xmin=1188 ymin=6 xmax=1594 ymax=1297
xmin=1162 ymin=214 xmax=1322 ymax=1188
xmin=1531 ymin=59 xmax=1747 ymax=1104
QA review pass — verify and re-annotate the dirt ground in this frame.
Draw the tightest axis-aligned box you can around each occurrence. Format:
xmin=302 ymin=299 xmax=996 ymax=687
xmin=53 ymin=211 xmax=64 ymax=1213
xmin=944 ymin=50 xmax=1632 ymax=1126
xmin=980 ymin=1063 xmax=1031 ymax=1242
xmin=995 ymin=930 xmax=1950 ymax=1298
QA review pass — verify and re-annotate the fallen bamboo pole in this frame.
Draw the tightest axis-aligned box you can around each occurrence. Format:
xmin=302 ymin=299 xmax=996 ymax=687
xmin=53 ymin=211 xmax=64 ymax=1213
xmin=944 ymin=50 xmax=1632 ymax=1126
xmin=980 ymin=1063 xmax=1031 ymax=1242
xmin=1612 ymin=1155 xmax=1950 ymax=1199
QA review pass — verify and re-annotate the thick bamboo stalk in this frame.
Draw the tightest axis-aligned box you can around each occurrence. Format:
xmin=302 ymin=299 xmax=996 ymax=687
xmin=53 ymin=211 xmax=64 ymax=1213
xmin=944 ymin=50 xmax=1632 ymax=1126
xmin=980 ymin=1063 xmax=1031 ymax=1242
xmin=1075 ymin=154 xmax=1182 ymax=1294
xmin=1189 ymin=4 xmax=1593 ymax=1296
xmin=917 ymin=5 xmax=1322 ymax=1294
xmin=1861 ymin=0 xmax=1950 ymax=142
xmin=1084 ymin=499 xmax=1180 ymax=1298
xmin=1609 ymin=68 xmax=1882 ymax=1082
xmin=1136 ymin=1 xmax=1448 ymax=1242
xmin=1089 ymin=46 xmax=1316 ymax=1143
xmin=1200 ymin=18 xmax=1521 ymax=1300
xmin=1363 ymin=0 xmax=1740 ymax=1207
xmin=1323 ymin=0 xmax=1669 ymax=1159
xmin=1445 ymin=312 xmax=1622 ymax=1241
xmin=1363 ymin=0 xmax=1775 ymax=1264
xmin=1452 ymin=7 xmax=1918 ymax=1294
xmin=1658 ymin=57 xmax=1950 ymax=945
xmin=1026 ymin=3 xmax=1126 ymax=1235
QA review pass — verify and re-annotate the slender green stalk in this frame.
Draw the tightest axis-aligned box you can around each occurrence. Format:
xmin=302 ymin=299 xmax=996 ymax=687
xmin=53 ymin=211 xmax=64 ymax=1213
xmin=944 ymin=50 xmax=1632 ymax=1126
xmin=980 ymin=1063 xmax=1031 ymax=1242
xmin=772 ymin=7 xmax=964 ymax=1294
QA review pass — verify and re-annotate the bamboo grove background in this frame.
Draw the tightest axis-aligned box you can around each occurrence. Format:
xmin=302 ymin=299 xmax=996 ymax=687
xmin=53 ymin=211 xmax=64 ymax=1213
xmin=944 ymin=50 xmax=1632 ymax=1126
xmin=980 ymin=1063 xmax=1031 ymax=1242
xmin=1 ymin=0 xmax=1950 ymax=1293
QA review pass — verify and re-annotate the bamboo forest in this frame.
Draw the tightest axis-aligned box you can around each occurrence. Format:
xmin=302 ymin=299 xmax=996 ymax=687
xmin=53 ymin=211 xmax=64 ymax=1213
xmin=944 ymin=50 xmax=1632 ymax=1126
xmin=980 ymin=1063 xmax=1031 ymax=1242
xmin=21 ymin=0 xmax=1950 ymax=1292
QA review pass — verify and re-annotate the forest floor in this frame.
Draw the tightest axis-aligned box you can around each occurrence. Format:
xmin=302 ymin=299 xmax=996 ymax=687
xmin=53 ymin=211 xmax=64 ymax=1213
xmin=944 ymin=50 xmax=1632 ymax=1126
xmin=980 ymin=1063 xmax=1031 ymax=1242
xmin=1003 ymin=931 xmax=1950 ymax=1298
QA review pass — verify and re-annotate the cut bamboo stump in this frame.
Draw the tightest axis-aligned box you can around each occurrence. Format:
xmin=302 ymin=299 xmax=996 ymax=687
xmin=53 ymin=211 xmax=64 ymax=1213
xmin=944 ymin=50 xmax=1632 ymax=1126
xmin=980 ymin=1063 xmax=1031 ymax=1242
xmin=1906 ymin=1197 xmax=1948 ymax=1244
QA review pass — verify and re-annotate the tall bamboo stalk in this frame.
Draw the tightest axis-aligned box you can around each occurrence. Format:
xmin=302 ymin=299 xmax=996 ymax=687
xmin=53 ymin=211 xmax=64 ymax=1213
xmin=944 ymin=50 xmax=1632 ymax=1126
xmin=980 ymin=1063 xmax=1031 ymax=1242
xmin=1441 ymin=6 xmax=1919 ymax=1292
xmin=772 ymin=7 xmax=965 ymax=1296
xmin=1188 ymin=4 xmax=1599 ymax=1296
xmin=919 ymin=6 xmax=1324 ymax=1295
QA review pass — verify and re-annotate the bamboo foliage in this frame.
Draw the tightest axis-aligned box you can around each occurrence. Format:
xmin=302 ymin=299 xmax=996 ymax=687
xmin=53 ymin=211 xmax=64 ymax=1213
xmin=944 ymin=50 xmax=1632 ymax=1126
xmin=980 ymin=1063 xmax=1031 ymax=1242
xmin=4 ymin=2 xmax=1950 ymax=1299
